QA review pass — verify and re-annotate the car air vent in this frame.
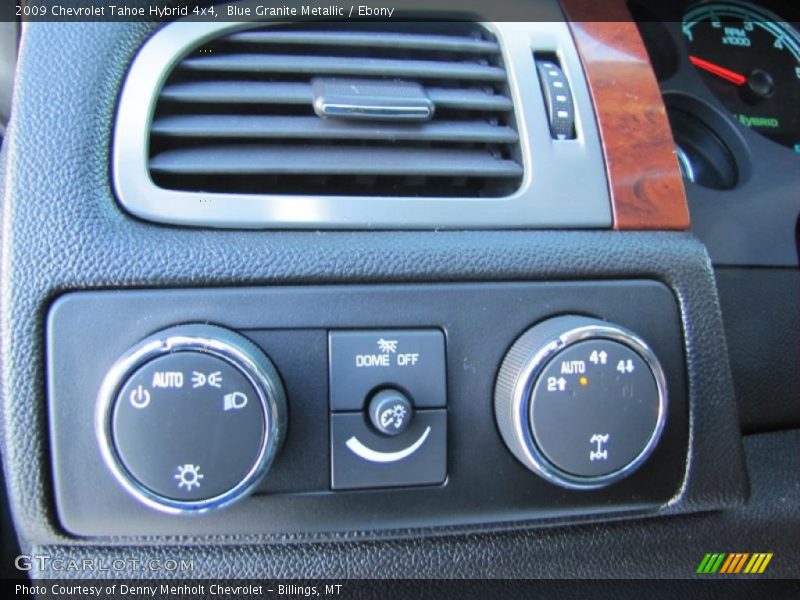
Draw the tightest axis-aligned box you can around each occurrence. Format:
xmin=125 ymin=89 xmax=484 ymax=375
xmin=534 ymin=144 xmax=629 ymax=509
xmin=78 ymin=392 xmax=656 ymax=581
xmin=148 ymin=22 xmax=523 ymax=198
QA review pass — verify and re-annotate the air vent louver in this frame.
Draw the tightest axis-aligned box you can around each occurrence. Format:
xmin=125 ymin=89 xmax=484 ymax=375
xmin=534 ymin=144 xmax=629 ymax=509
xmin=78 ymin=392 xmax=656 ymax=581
xmin=148 ymin=22 xmax=523 ymax=198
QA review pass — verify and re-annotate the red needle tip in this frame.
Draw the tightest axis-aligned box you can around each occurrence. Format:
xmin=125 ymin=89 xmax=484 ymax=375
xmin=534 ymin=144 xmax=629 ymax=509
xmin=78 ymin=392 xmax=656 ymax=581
xmin=690 ymin=55 xmax=747 ymax=86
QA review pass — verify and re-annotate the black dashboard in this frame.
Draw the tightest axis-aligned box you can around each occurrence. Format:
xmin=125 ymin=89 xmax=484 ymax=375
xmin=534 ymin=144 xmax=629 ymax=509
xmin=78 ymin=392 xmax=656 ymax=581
xmin=0 ymin=0 xmax=797 ymax=592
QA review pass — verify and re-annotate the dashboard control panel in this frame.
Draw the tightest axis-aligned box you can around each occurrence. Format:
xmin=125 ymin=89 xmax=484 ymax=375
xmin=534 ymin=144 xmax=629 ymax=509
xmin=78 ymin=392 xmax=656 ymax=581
xmin=47 ymin=282 xmax=688 ymax=536
xmin=328 ymin=329 xmax=447 ymax=490
xmin=329 ymin=330 xmax=446 ymax=410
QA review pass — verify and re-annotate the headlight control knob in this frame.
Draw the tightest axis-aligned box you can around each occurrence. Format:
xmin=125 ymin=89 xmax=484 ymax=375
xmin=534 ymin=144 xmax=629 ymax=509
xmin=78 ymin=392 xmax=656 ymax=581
xmin=494 ymin=316 xmax=667 ymax=490
xmin=96 ymin=324 xmax=287 ymax=513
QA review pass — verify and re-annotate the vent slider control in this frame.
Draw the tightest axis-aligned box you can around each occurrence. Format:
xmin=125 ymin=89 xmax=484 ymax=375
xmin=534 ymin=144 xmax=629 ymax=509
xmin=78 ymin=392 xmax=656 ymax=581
xmin=313 ymin=78 xmax=435 ymax=122
xmin=535 ymin=58 xmax=576 ymax=140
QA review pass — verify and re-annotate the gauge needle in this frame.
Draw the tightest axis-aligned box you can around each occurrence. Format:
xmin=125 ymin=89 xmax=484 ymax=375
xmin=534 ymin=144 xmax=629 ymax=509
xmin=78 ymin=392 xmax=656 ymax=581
xmin=689 ymin=55 xmax=746 ymax=86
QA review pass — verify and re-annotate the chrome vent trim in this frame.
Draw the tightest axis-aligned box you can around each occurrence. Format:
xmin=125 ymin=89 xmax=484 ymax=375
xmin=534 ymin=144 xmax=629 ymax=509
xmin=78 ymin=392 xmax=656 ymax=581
xmin=113 ymin=18 xmax=611 ymax=229
xmin=148 ymin=22 xmax=522 ymax=199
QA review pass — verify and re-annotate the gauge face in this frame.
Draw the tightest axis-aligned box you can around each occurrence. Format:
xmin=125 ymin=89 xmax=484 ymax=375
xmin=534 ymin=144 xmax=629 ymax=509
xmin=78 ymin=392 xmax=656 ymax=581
xmin=683 ymin=1 xmax=800 ymax=152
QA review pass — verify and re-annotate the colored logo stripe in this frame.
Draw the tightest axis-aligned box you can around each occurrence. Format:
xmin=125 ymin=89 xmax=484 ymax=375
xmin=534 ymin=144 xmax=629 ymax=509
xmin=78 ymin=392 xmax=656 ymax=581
xmin=744 ymin=553 xmax=773 ymax=574
xmin=697 ymin=553 xmax=726 ymax=573
xmin=697 ymin=552 xmax=773 ymax=574
xmin=720 ymin=553 xmax=749 ymax=573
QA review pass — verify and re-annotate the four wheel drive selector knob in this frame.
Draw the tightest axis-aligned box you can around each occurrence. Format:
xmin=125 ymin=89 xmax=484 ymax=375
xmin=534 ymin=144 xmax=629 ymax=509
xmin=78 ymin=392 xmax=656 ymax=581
xmin=494 ymin=316 xmax=668 ymax=490
xmin=96 ymin=324 xmax=287 ymax=514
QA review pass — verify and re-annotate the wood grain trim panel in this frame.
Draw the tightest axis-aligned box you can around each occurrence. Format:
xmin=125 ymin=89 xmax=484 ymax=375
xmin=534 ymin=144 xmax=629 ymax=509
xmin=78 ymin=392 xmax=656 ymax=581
xmin=560 ymin=0 xmax=690 ymax=230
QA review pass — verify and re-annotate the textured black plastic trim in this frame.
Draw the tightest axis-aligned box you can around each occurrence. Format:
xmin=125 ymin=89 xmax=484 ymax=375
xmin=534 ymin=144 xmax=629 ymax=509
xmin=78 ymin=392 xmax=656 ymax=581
xmin=716 ymin=267 xmax=800 ymax=432
xmin=30 ymin=428 xmax=795 ymax=579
